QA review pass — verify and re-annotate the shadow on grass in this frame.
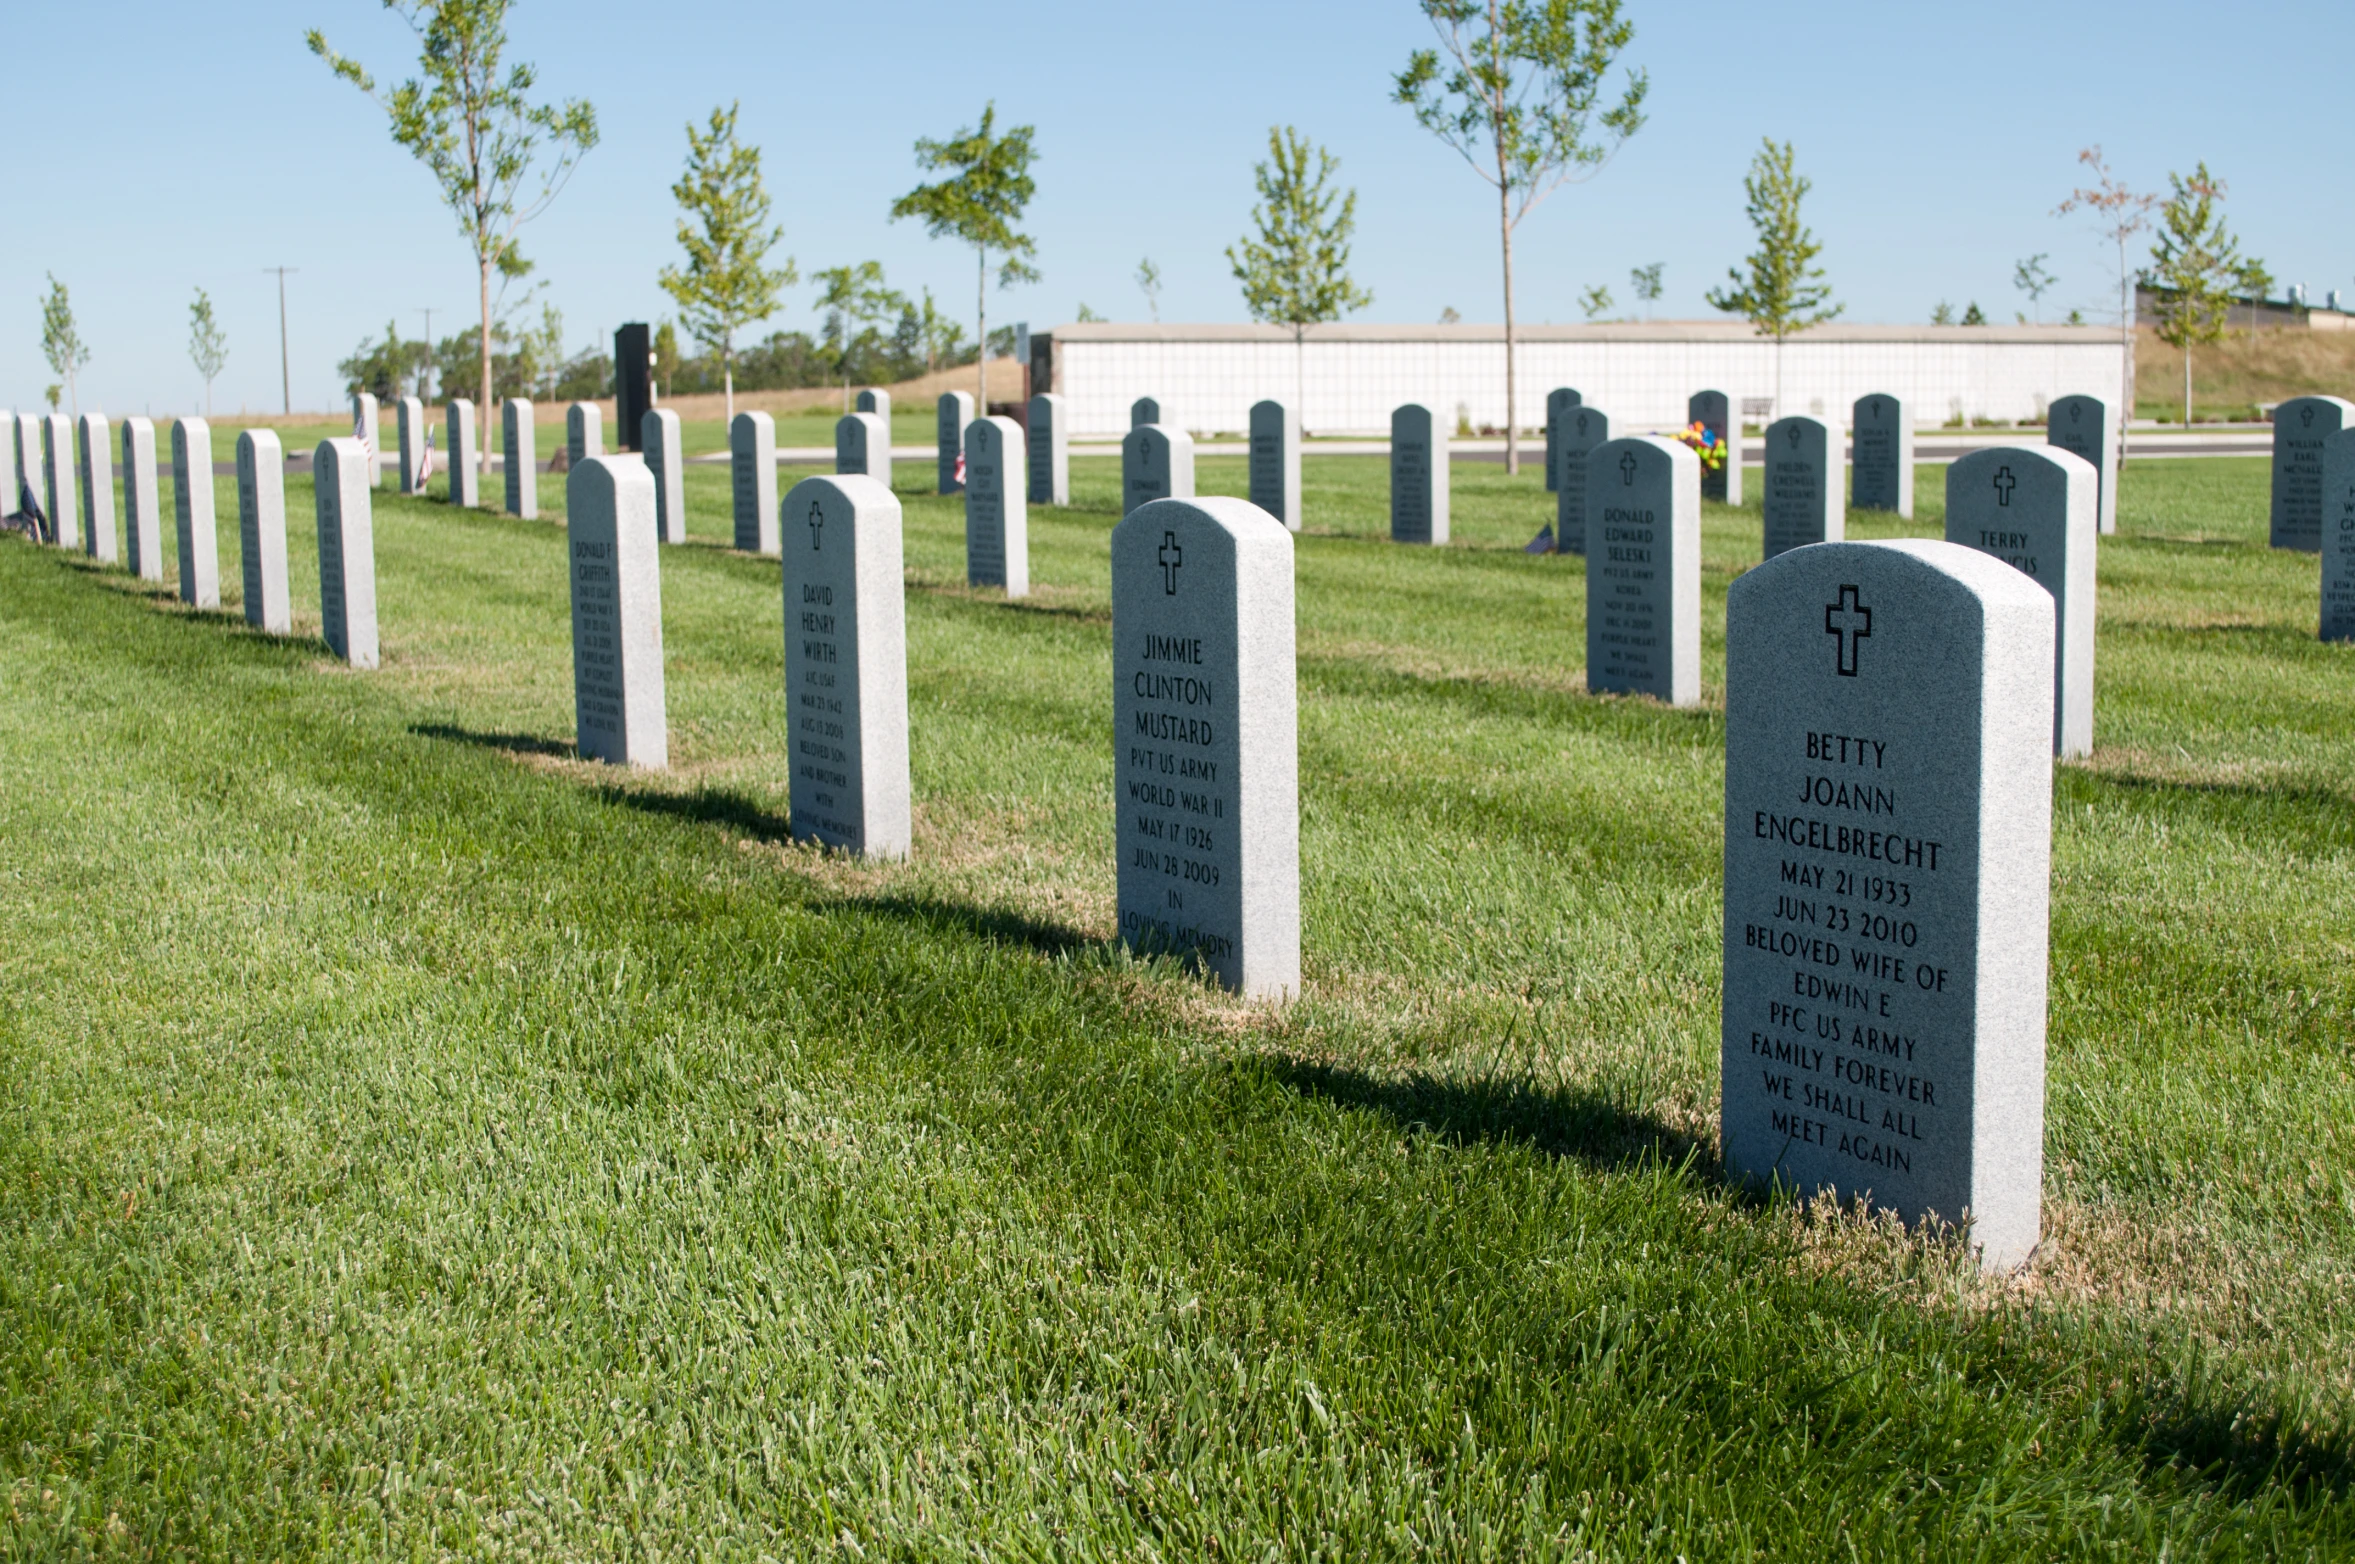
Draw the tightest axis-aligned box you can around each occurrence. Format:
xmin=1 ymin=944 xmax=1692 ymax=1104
xmin=2119 ymin=1382 xmax=2355 ymax=1506
xmin=410 ymin=721 xmax=573 ymax=759
xmin=829 ymin=892 xmax=1101 ymax=960
xmin=602 ymin=782 xmax=795 ymax=842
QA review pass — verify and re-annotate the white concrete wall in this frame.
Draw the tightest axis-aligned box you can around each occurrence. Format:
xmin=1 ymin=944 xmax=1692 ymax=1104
xmin=1036 ymin=323 xmax=2129 ymax=439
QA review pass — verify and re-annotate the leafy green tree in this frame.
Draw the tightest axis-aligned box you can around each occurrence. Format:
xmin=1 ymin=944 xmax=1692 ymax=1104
xmin=658 ymin=102 xmax=795 ymax=423
xmin=513 ymin=301 xmax=564 ymax=398
xmin=1074 ymin=302 xmax=1105 ymax=324
xmin=916 ymin=287 xmax=968 ymax=371
xmin=41 ymin=274 xmax=89 ymax=418
xmin=1628 ymin=260 xmax=1662 ymax=320
xmin=1960 ymin=301 xmax=1986 ymax=326
xmin=338 ymin=319 xmax=430 ymax=400
xmin=1930 ymin=301 xmax=1956 ymax=325
xmin=1225 ymin=126 xmax=1372 ymax=419
xmin=1706 ymin=138 xmax=1840 ymax=411
xmin=653 ymin=321 xmax=681 ymax=397
xmin=890 ymin=104 xmax=1039 ymax=409
xmin=1579 ymin=283 xmax=1613 ymax=319
xmin=1393 ymin=0 xmax=1647 ymax=474
xmin=814 ymin=263 xmax=906 ymax=410
xmin=310 ymin=1 xmax=597 ymax=481
xmin=2056 ymin=146 xmax=2156 ymax=459
xmin=187 ymin=287 xmax=229 ymax=417
xmin=2141 ymin=162 xmax=2247 ymax=425
xmin=2012 ymin=253 xmax=2056 ymax=324
xmin=1136 ymin=257 xmax=1163 ymax=322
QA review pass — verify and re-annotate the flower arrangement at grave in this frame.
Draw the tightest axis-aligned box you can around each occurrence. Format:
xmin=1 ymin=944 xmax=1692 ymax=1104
xmin=1671 ymin=421 xmax=1726 ymax=473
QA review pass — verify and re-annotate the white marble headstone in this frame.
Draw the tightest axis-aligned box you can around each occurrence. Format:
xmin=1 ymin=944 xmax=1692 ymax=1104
xmin=1763 ymin=415 xmax=1842 ymax=560
xmin=1721 ymin=537 xmax=2055 ymax=1274
xmin=643 ymin=408 xmax=685 ymax=545
xmin=1587 ymin=435 xmax=1700 ymax=705
xmin=1544 ymin=386 xmax=1582 ymax=493
xmin=445 ymin=399 xmax=479 ymax=507
xmin=937 ymin=391 xmax=973 ymax=495
xmin=1851 ymin=394 xmax=1914 ymax=518
xmin=503 ymin=398 xmax=537 ymax=519
xmin=313 ymin=437 xmax=379 ymax=669
xmin=965 ymin=415 xmax=1028 ymax=596
xmin=121 ymin=417 xmax=162 ymax=582
xmin=15 ymin=415 xmax=38 ymax=518
xmin=782 ymin=474 xmax=910 ymax=858
xmin=566 ymin=402 xmax=603 ymax=465
xmin=1554 ymin=405 xmax=1610 ymax=557
xmin=41 ymin=415 xmax=78 ymax=548
xmin=172 ymin=417 xmax=219 ymax=608
xmin=2271 ymin=396 xmax=2354 ymax=552
xmin=567 ymin=455 xmax=667 ymax=768
xmin=855 ymin=388 xmax=891 ymax=423
xmin=79 ymin=412 xmax=117 ymax=564
xmin=1131 ymin=396 xmax=1162 ymax=429
xmin=1249 ymin=399 xmax=1301 ymax=532
xmin=1389 ymin=403 xmax=1449 ymax=545
xmin=352 ymin=391 xmax=382 ymax=489
xmin=2044 ymin=394 xmax=2116 ymax=536
xmin=1123 ymin=425 xmax=1195 ymax=517
xmin=235 ymin=429 xmax=290 ymax=633
xmin=731 ymin=411 xmax=778 ymax=554
xmin=1111 ymin=495 xmax=1299 ymax=1000
xmin=1027 ymin=392 xmax=1069 ymax=506
xmin=2322 ymin=430 xmax=2355 ymax=643
xmin=0 ymin=408 xmax=15 ymax=515
xmin=1689 ymin=389 xmax=1744 ymax=507
xmin=396 ymin=397 xmax=426 ymax=495
xmin=835 ymin=412 xmax=890 ymax=491
xmin=1946 ymin=447 xmax=2098 ymax=758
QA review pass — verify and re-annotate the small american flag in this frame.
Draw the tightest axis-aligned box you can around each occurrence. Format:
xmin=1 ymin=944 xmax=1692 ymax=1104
xmin=954 ymin=449 xmax=967 ymax=486
xmin=352 ymin=404 xmax=373 ymax=466
xmin=416 ymin=425 xmax=436 ymax=490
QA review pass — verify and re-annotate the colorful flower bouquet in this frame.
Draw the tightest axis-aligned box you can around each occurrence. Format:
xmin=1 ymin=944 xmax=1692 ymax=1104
xmin=1671 ymin=421 xmax=1726 ymax=474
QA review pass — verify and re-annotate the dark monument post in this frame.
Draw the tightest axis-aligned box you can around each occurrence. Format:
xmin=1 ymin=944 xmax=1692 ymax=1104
xmin=614 ymin=323 xmax=652 ymax=451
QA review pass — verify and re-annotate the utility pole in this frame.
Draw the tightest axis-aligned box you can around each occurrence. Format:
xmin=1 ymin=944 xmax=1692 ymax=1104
xmin=263 ymin=266 xmax=298 ymax=413
xmin=418 ymin=309 xmax=436 ymax=403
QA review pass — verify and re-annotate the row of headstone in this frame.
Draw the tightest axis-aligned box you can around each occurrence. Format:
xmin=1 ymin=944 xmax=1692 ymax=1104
xmin=2275 ymin=396 xmax=2354 ymax=556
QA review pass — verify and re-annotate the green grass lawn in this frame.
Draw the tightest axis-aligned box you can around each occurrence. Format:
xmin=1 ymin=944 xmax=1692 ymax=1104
xmin=2 ymin=450 xmax=2350 ymax=1556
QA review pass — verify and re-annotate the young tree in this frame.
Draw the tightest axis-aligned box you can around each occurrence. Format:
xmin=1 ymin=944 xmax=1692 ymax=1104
xmin=653 ymin=321 xmax=681 ymax=396
xmin=2142 ymin=162 xmax=2247 ymax=426
xmin=188 ymin=287 xmax=229 ymax=417
xmin=917 ymin=287 xmax=967 ymax=371
xmin=1930 ymin=301 xmax=1956 ymax=325
xmin=1393 ymin=0 xmax=1647 ymax=474
xmin=310 ymin=1 xmax=597 ymax=483
xmin=1136 ymin=257 xmax=1163 ymax=322
xmin=41 ymin=273 xmax=89 ymax=418
xmin=2056 ymin=146 xmax=2156 ymax=462
xmin=889 ymin=104 xmax=1038 ymax=410
xmin=814 ymin=262 xmax=905 ymax=409
xmin=658 ymin=102 xmax=795 ymax=424
xmin=1224 ymin=125 xmax=1373 ymax=421
xmin=1705 ymin=138 xmax=1840 ymax=411
xmin=1074 ymin=302 xmax=1105 ymax=324
xmin=1628 ymin=260 xmax=1663 ymax=320
xmin=2012 ymin=253 xmax=2056 ymax=324
xmin=1579 ymin=283 xmax=1613 ymax=319
xmin=1960 ymin=301 xmax=1986 ymax=326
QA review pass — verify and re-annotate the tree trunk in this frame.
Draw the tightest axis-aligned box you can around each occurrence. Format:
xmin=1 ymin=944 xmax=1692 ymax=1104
xmin=477 ymin=252 xmax=493 ymax=502
xmin=2183 ymin=346 xmax=2192 ymax=426
xmin=1498 ymin=167 xmax=1518 ymax=476
xmin=976 ymin=245 xmax=988 ymax=412
xmin=724 ymin=342 xmax=735 ymax=426
xmin=2118 ymin=248 xmax=2135 ymax=472
xmin=1295 ymin=323 xmax=1306 ymax=432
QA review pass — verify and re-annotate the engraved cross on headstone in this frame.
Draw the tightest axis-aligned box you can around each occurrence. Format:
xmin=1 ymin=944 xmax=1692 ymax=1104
xmin=1825 ymin=584 xmax=1872 ymax=677
xmin=1158 ymin=530 xmax=1183 ymax=594
xmin=1619 ymin=450 xmax=1638 ymax=486
xmin=1992 ymin=465 xmax=2016 ymax=507
xmin=807 ymin=500 xmax=824 ymax=550
xmin=2302 ymin=405 xmax=2317 ymax=428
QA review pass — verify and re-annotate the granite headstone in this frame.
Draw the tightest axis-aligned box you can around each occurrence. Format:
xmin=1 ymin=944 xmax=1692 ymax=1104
xmin=855 ymin=388 xmax=890 ymax=423
xmin=235 ymin=428 xmax=290 ymax=633
xmin=1763 ymin=415 xmax=1842 ymax=560
xmin=1586 ymin=435 xmax=1701 ymax=705
xmin=781 ymin=474 xmax=910 ymax=857
xmin=172 ymin=417 xmax=219 ymax=608
xmin=313 ymin=437 xmax=379 ymax=669
xmin=1689 ymin=388 xmax=1744 ymax=506
xmin=566 ymin=402 xmax=603 ymax=465
xmin=937 ymin=391 xmax=973 ymax=495
xmin=78 ymin=412 xmax=117 ymax=564
xmin=42 ymin=414 xmax=77 ymax=548
xmin=1131 ymin=396 xmax=1162 ymax=429
xmin=732 ymin=410 xmax=778 ymax=554
xmin=1554 ymin=405 xmax=1610 ymax=557
xmin=567 ymin=455 xmax=667 ymax=767
xmin=1248 ymin=399 xmax=1301 ymax=532
xmin=1544 ymin=386 xmax=1582 ymax=493
xmin=1389 ymin=403 xmax=1449 ymax=545
xmin=444 ymin=398 xmax=480 ymax=507
xmin=2270 ymin=396 xmax=2355 ymax=552
xmin=121 ymin=417 xmax=162 ymax=581
xmin=396 ymin=396 xmax=426 ymax=495
xmin=964 ymin=415 xmax=1029 ymax=596
xmin=2322 ymin=430 xmax=2355 ymax=642
xmin=352 ymin=391 xmax=382 ymax=489
xmin=835 ymin=411 xmax=890 ymax=490
xmin=1945 ymin=447 xmax=2097 ymax=758
xmin=643 ymin=408 xmax=685 ymax=545
xmin=1123 ymin=424 xmax=1195 ymax=516
xmin=2044 ymin=394 xmax=2116 ymax=536
xmin=1027 ymin=392 xmax=1069 ymax=506
xmin=1851 ymin=394 xmax=1914 ymax=518
xmin=503 ymin=398 xmax=537 ymax=519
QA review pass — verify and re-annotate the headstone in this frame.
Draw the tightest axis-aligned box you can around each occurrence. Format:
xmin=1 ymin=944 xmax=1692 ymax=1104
xmin=643 ymin=408 xmax=685 ymax=545
xmin=835 ymin=412 xmax=891 ymax=490
xmin=1720 ymin=536 xmax=2055 ymax=1274
xmin=964 ymin=415 xmax=1028 ymax=596
xmin=234 ymin=429 xmax=290 ymax=633
xmin=615 ymin=323 xmax=651 ymax=449
xmin=121 ymin=417 xmax=162 ymax=582
xmin=1689 ymin=389 xmax=1745 ymax=506
xmin=781 ymin=473 xmax=910 ymax=858
xmin=1554 ymin=405 xmax=1611 ymax=557
xmin=2269 ymin=396 xmax=2355 ymax=552
xmin=1389 ymin=403 xmax=1449 ymax=545
xmin=15 ymin=414 xmax=38 ymax=516
xmin=1945 ymin=447 xmax=2099 ymax=759
xmin=172 ymin=417 xmax=219 ymax=608
xmin=78 ymin=412 xmax=117 ymax=564
xmin=42 ymin=414 xmax=78 ymax=549
xmin=445 ymin=398 xmax=480 ymax=507
xmin=567 ymin=455 xmax=667 ymax=767
xmin=1586 ymin=435 xmax=1701 ymax=705
xmin=2044 ymin=394 xmax=2116 ymax=536
xmin=1851 ymin=394 xmax=1914 ymax=518
xmin=1123 ymin=424 xmax=1195 ymax=517
xmin=937 ymin=391 xmax=973 ymax=494
xmin=1763 ymin=415 xmax=1842 ymax=560
xmin=396 ymin=396 xmax=426 ymax=495
xmin=1026 ymin=392 xmax=1069 ymax=506
xmin=1111 ymin=495 xmax=1299 ymax=1000
xmin=1248 ymin=399 xmax=1301 ymax=532
xmin=312 ymin=437 xmax=379 ymax=669
xmin=0 ymin=408 xmax=14 ymax=516
xmin=566 ymin=402 xmax=603 ymax=465
xmin=1131 ymin=396 xmax=1162 ymax=429
xmin=2322 ymin=430 xmax=2355 ymax=642
xmin=503 ymin=398 xmax=537 ymax=519
xmin=731 ymin=410 xmax=778 ymax=553
xmin=1544 ymin=387 xmax=1582 ymax=493
xmin=855 ymin=388 xmax=890 ymax=423
xmin=352 ymin=391 xmax=382 ymax=488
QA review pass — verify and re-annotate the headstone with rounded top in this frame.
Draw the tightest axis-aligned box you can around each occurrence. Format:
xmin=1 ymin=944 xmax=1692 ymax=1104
xmin=1544 ymin=386 xmax=1582 ymax=493
xmin=1555 ymin=405 xmax=1611 ymax=557
xmin=78 ymin=411 xmax=117 ymax=564
xmin=235 ymin=429 xmax=289 ymax=632
xmin=1586 ymin=435 xmax=1700 ymax=705
xmin=1945 ymin=446 xmax=2097 ymax=758
xmin=1390 ymin=403 xmax=1449 ymax=545
xmin=2323 ymin=431 xmax=2355 ymax=641
xmin=1689 ymin=389 xmax=1744 ymax=506
xmin=1131 ymin=396 xmax=1162 ymax=429
xmin=1027 ymin=392 xmax=1069 ymax=506
xmin=41 ymin=415 xmax=78 ymax=548
xmin=0 ymin=408 xmax=15 ymax=515
xmin=445 ymin=399 xmax=481 ymax=507
xmin=1763 ymin=414 xmax=1842 ymax=560
xmin=937 ymin=391 xmax=973 ymax=495
xmin=566 ymin=402 xmax=603 ymax=465
xmin=965 ymin=415 xmax=1028 ymax=596
xmin=1123 ymin=424 xmax=1195 ymax=517
xmin=835 ymin=411 xmax=890 ymax=490
xmin=2044 ymin=394 xmax=2115 ymax=536
xmin=1851 ymin=394 xmax=1914 ymax=518
xmin=643 ymin=408 xmax=684 ymax=545
xmin=2271 ymin=396 xmax=2355 ymax=552
xmin=567 ymin=455 xmax=666 ymax=768
xmin=503 ymin=398 xmax=537 ymax=519
xmin=1721 ymin=536 xmax=2055 ymax=1275
xmin=731 ymin=410 xmax=778 ymax=554
xmin=1111 ymin=494 xmax=1298 ymax=1000
xmin=352 ymin=391 xmax=382 ymax=488
xmin=396 ymin=397 xmax=426 ymax=495
xmin=1249 ymin=399 xmax=1301 ymax=532
xmin=855 ymin=388 xmax=890 ymax=423
xmin=782 ymin=473 xmax=909 ymax=858
xmin=122 ymin=417 xmax=162 ymax=581
xmin=313 ymin=437 xmax=379 ymax=668
xmin=172 ymin=418 xmax=219 ymax=608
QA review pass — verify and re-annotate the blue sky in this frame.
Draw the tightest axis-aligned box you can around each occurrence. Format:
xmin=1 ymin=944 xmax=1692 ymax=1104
xmin=8 ymin=0 xmax=2344 ymax=416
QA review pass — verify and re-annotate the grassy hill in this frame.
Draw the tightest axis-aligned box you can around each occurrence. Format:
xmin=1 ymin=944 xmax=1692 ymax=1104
xmin=2135 ymin=325 xmax=2355 ymax=421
